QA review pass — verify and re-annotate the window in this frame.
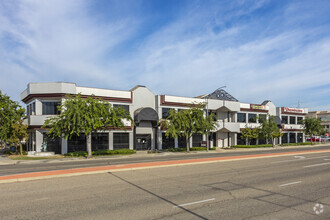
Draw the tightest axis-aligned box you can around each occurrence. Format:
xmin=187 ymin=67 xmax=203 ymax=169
xmin=297 ymin=133 xmax=303 ymax=143
xmin=68 ymin=134 xmax=86 ymax=152
xmin=113 ymin=104 xmax=129 ymax=113
xmin=248 ymin=114 xmax=257 ymax=123
xmin=237 ymin=113 xmax=246 ymax=123
xmin=289 ymin=133 xmax=296 ymax=143
xmin=162 ymin=133 xmax=174 ymax=149
xmin=207 ymin=111 xmax=217 ymax=121
xmin=92 ymin=133 xmax=109 ymax=151
xmin=162 ymin=108 xmax=171 ymax=119
xmin=192 ymin=134 xmax=202 ymax=147
xmin=282 ymin=133 xmax=288 ymax=144
xmin=178 ymin=136 xmax=186 ymax=148
xmin=113 ymin=133 xmax=129 ymax=149
xmin=237 ymin=133 xmax=246 ymax=145
xmin=259 ymin=114 xmax=267 ymax=123
xmin=43 ymin=133 xmax=61 ymax=154
xmin=289 ymin=116 xmax=296 ymax=124
xmin=27 ymin=102 xmax=36 ymax=116
xmin=297 ymin=117 xmax=303 ymax=124
xmin=42 ymin=102 xmax=60 ymax=115
xmin=281 ymin=116 xmax=288 ymax=124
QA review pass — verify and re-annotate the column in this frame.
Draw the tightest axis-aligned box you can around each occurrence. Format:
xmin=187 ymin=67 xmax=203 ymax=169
xmin=61 ymin=137 xmax=68 ymax=154
xmin=109 ymin=131 xmax=113 ymax=150
xmin=189 ymin=136 xmax=193 ymax=148
xmin=233 ymin=133 xmax=237 ymax=146
xmin=35 ymin=130 xmax=43 ymax=152
xmin=129 ymin=132 xmax=134 ymax=150
xmin=157 ymin=129 xmax=162 ymax=150
xmin=174 ymin=138 xmax=178 ymax=148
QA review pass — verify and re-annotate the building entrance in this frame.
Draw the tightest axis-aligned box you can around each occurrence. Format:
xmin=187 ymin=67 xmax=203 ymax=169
xmin=135 ymin=134 xmax=151 ymax=150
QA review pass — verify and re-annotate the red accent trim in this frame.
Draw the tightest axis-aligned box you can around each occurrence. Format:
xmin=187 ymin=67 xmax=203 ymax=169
xmin=281 ymin=107 xmax=306 ymax=115
xmin=22 ymin=93 xmax=133 ymax=104
xmin=240 ymin=108 xmax=268 ymax=113
xmin=28 ymin=126 xmax=133 ymax=130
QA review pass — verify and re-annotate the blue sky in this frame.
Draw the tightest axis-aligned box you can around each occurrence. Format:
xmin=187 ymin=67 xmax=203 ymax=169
xmin=0 ymin=0 xmax=330 ymax=110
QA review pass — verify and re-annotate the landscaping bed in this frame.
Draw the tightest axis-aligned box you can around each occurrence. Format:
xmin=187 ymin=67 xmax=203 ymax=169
xmin=64 ymin=149 xmax=136 ymax=157
xmin=162 ymin=147 xmax=216 ymax=152
xmin=232 ymin=144 xmax=273 ymax=148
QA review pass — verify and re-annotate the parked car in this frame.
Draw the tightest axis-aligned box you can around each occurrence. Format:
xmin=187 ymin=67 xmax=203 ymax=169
xmin=306 ymin=137 xmax=324 ymax=142
xmin=321 ymin=136 xmax=330 ymax=142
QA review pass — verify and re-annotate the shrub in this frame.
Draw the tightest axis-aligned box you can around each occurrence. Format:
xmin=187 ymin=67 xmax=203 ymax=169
xmin=64 ymin=151 xmax=88 ymax=157
xmin=163 ymin=147 xmax=215 ymax=152
xmin=232 ymin=144 xmax=273 ymax=148
xmin=279 ymin=142 xmax=312 ymax=146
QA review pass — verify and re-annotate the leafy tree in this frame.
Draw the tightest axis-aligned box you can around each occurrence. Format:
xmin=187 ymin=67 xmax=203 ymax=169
xmin=43 ymin=94 xmax=132 ymax=158
xmin=302 ymin=117 xmax=324 ymax=144
xmin=259 ymin=115 xmax=282 ymax=146
xmin=0 ymin=90 xmax=25 ymax=146
xmin=161 ymin=105 xmax=216 ymax=152
xmin=241 ymin=127 xmax=259 ymax=145
xmin=9 ymin=119 xmax=29 ymax=155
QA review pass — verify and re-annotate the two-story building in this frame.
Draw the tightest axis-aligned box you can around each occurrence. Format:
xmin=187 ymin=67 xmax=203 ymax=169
xmin=21 ymin=82 xmax=308 ymax=154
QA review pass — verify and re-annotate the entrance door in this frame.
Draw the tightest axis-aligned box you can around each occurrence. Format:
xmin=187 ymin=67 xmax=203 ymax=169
xmin=135 ymin=134 xmax=151 ymax=150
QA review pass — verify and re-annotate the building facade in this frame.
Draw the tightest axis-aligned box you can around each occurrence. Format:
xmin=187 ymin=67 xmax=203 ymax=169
xmin=21 ymin=82 xmax=308 ymax=154
xmin=307 ymin=111 xmax=330 ymax=135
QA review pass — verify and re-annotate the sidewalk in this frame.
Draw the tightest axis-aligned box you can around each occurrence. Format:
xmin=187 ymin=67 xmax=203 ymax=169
xmin=0 ymin=144 xmax=328 ymax=166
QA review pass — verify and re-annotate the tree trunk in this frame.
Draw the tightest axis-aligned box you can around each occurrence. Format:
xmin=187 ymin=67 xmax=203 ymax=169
xmin=87 ymin=133 xmax=92 ymax=158
xmin=186 ymin=136 xmax=190 ymax=152
xmin=272 ymin=138 xmax=275 ymax=147
xmin=19 ymin=143 xmax=23 ymax=155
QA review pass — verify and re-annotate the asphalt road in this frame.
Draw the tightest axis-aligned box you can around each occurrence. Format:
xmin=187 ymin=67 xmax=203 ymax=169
xmin=0 ymin=150 xmax=329 ymax=219
xmin=0 ymin=145 xmax=330 ymax=176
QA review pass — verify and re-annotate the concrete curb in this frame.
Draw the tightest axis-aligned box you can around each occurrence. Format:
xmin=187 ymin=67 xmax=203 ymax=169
xmin=1 ymin=149 xmax=329 ymax=184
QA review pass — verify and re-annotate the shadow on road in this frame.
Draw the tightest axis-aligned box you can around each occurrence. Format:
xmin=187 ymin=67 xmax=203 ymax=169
xmin=108 ymin=172 xmax=208 ymax=220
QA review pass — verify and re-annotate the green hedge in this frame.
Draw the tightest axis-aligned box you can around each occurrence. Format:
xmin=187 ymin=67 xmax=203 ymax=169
xmin=64 ymin=149 xmax=136 ymax=157
xmin=163 ymin=147 xmax=215 ymax=152
xmin=232 ymin=144 xmax=273 ymax=148
xmin=279 ymin=142 xmax=312 ymax=146
xmin=3 ymin=149 xmax=28 ymax=155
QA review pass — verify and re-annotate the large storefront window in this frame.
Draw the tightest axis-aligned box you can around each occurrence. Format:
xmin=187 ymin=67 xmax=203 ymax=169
xmin=290 ymin=116 xmax=296 ymax=124
xmin=178 ymin=136 xmax=187 ymax=148
xmin=92 ymin=133 xmax=109 ymax=151
xmin=42 ymin=102 xmax=61 ymax=115
xmin=43 ymin=133 xmax=61 ymax=154
xmin=237 ymin=133 xmax=246 ymax=145
xmin=113 ymin=133 xmax=129 ymax=149
xmin=282 ymin=116 xmax=288 ymax=124
xmin=192 ymin=134 xmax=202 ymax=147
xmin=237 ymin=113 xmax=246 ymax=123
xmin=282 ymin=133 xmax=288 ymax=144
xmin=248 ymin=114 xmax=257 ymax=123
xmin=289 ymin=133 xmax=296 ymax=143
xmin=68 ymin=134 xmax=86 ymax=152
xmin=297 ymin=133 xmax=303 ymax=143
xmin=162 ymin=133 xmax=174 ymax=149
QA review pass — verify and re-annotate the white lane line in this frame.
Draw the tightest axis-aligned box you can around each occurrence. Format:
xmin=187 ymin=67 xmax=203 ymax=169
xmin=304 ymin=162 xmax=330 ymax=168
xmin=174 ymin=198 xmax=215 ymax=208
xmin=294 ymin=156 xmax=306 ymax=159
xmin=271 ymin=156 xmax=329 ymax=164
xmin=279 ymin=181 xmax=302 ymax=187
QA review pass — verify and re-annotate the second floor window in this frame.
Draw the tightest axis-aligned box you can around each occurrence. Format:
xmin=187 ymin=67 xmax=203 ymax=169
xmin=113 ymin=104 xmax=129 ymax=113
xmin=42 ymin=102 xmax=61 ymax=115
xmin=162 ymin=108 xmax=171 ymax=119
xmin=237 ymin=113 xmax=246 ymax=123
xmin=297 ymin=117 xmax=303 ymax=124
xmin=290 ymin=116 xmax=296 ymax=124
xmin=282 ymin=116 xmax=288 ymax=124
xmin=248 ymin=114 xmax=257 ymax=123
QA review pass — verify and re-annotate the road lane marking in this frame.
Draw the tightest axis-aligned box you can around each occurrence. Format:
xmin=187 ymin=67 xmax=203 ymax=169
xmin=279 ymin=181 xmax=302 ymax=187
xmin=304 ymin=162 xmax=330 ymax=168
xmin=174 ymin=198 xmax=215 ymax=207
xmin=294 ymin=156 xmax=306 ymax=159
xmin=271 ymin=156 xmax=329 ymax=164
